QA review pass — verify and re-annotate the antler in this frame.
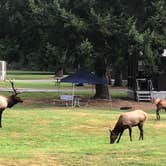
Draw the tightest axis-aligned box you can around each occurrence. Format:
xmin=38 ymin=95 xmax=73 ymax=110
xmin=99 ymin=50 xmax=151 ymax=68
xmin=10 ymin=80 xmax=19 ymax=95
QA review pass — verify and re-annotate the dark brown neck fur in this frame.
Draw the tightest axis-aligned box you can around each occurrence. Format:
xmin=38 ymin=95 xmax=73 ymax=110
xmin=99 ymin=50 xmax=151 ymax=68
xmin=113 ymin=121 xmax=123 ymax=135
xmin=7 ymin=96 xmax=18 ymax=108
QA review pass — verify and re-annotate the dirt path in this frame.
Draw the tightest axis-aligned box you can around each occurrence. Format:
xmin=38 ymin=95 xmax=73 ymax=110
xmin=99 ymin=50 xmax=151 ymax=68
xmin=82 ymin=98 xmax=155 ymax=111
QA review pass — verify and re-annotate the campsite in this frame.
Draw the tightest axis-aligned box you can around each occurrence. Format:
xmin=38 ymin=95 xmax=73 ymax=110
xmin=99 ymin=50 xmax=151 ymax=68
xmin=0 ymin=1 xmax=166 ymax=165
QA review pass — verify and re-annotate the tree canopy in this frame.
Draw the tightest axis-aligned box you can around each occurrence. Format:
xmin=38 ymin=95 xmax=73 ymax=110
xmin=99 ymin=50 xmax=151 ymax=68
xmin=0 ymin=0 xmax=165 ymax=98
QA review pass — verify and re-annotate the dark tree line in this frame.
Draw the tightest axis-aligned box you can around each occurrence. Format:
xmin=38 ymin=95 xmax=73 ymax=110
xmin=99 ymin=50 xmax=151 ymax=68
xmin=0 ymin=0 xmax=165 ymax=98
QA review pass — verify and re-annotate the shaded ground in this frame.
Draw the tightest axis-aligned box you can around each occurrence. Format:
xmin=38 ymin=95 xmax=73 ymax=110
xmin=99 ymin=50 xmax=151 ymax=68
xmin=83 ymin=98 xmax=155 ymax=111
xmin=25 ymin=97 xmax=155 ymax=111
xmin=19 ymin=85 xmax=155 ymax=111
xmin=85 ymin=87 xmax=155 ymax=111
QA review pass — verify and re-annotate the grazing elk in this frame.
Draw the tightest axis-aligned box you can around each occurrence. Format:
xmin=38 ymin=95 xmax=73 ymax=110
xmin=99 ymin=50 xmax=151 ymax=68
xmin=154 ymin=98 xmax=166 ymax=120
xmin=109 ymin=110 xmax=147 ymax=144
xmin=0 ymin=81 xmax=23 ymax=128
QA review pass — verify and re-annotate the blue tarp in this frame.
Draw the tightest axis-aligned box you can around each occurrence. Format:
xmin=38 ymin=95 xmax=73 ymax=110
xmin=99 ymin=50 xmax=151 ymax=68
xmin=60 ymin=69 xmax=108 ymax=84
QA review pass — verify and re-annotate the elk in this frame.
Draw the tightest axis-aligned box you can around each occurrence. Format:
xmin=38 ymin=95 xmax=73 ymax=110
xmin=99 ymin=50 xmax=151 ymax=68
xmin=109 ymin=110 xmax=147 ymax=144
xmin=154 ymin=98 xmax=166 ymax=120
xmin=0 ymin=81 xmax=23 ymax=128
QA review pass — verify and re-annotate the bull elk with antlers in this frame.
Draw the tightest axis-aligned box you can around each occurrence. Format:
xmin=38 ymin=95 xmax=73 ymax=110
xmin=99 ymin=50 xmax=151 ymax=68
xmin=0 ymin=81 xmax=23 ymax=128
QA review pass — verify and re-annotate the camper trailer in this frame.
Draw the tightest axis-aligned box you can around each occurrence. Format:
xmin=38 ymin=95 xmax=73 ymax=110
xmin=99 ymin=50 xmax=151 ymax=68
xmin=128 ymin=50 xmax=166 ymax=101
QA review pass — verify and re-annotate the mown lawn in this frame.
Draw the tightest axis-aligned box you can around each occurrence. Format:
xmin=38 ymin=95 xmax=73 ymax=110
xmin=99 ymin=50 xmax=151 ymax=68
xmin=6 ymin=70 xmax=55 ymax=80
xmin=0 ymin=78 xmax=127 ymax=100
xmin=0 ymin=101 xmax=165 ymax=166
xmin=0 ymin=81 xmax=95 ymax=91
xmin=0 ymin=71 xmax=165 ymax=165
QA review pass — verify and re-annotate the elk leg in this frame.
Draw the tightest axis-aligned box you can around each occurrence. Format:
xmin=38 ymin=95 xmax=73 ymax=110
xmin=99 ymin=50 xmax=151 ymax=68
xmin=138 ymin=124 xmax=143 ymax=140
xmin=0 ymin=111 xmax=4 ymax=128
xmin=156 ymin=108 xmax=160 ymax=120
xmin=116 ymin=129 xmax=124 ymax=143
xmin=128 ymin=127 xmax=132 ymax=141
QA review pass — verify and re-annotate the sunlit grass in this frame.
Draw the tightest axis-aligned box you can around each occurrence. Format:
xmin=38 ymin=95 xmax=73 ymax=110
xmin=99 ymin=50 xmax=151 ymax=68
xmin=0 ymin=80 xmax=127 ymax=101
xmin=6 ymin=70 xmax=54 ymax=80
xmin=0 ymin=71 xmax=162 ymax=165
xmin=0 ymin=102 xmax=165 ymax=166
xmin=0 ymin=71 xmax=128 ymax=100
xmin=0 ymin=79 xmax=94 ymax=89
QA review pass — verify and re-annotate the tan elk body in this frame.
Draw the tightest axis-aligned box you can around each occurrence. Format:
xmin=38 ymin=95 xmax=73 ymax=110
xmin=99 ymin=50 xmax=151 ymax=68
xmin=0 ymin=81 xmax=23 ymax=127
xmin=109 ymin=110 xmax=147 ymax=144
xmin=154 ymin=98 xmax=166 ymax=120
xmin=0 ymin=96 xmax=8 ymax=109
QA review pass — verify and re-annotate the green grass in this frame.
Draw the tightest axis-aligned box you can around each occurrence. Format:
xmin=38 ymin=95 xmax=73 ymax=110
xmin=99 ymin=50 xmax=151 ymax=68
xmin=0 ymin=79 xmax=127 ymax=100
xmin=0 ymin=71 xmax=163 ymax=165
xmin=0 ymin=80 xmax=55 ymax=89
xmin=0 ymin=101 xmax=165 ymax=165
xmin=6 ymin=70 xmax=54 ymax=80
xmin=1 ymin=70 xmax=128 ymax=99
xmin=0 ymin=81 xmax=93 ymax=89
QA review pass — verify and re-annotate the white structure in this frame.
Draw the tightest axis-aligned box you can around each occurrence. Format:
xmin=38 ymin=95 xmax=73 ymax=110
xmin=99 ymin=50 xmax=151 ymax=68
xmin=162 ymin=49 xmax=166 ymax=57
xmin=0 ymin=61 xmax=6 ymax=81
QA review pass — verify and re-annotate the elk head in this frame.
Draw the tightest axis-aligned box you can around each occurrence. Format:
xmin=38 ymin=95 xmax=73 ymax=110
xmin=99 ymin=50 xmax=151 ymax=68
xmin=109 ymin=129 xmax=118 ymax=144
xmin=7 ymin=81 xmax=23 ymax=108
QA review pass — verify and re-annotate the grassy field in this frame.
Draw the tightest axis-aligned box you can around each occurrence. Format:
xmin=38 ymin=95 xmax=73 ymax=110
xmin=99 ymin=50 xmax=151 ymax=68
xmin=0 ymin=81 xmax=94 ymax=90
xmin=6 ymin=71 xmax=55 ymax=80
xmin=0 ymin=101 xmax=165 ymax=166
xmin=0 ymin=71 xmax=165 ymax=165
xmin=1 ymin=70 xmax=94 ymax=90
xmin=0 ymin=70 xmax=128 ymax=99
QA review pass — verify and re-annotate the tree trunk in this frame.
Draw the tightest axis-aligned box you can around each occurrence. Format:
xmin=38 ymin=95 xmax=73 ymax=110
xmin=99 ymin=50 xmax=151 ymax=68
xmin=114 ymin=69 xmax=122 ymax=86
xmin=55 ymin=68 xmax=64 ymax=77
xmin=94 ymin=56 xmax=110 ymax=99
xmin=94 ymin=84 xmax=109 ymax=99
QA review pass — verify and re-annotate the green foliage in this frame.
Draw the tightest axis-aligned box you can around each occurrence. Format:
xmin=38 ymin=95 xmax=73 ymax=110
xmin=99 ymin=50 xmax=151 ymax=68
xmin=0 ymin=0 xmax=165 ymax=75
xmin=129 ymin=21 xmax=144 ymax=44
xmin=77 ymin=38 xmax=93 ymax=68
xmin=147 ymin=1 xmax=166 ymax=48
xmin=0 ymin=39 xmax=20 ymax=62
xmin=44 ymin=42 xmax=67 ymax=71
xmin=143 ymin=30 xmax=158 ymax=74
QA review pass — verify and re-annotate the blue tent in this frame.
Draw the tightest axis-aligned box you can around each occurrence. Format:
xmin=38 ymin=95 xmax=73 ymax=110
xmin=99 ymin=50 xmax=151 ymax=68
xmin=60 ymin=70 xmax=109 ymax=106
xmin=60 ymin=69 xmax=108 ymax=84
